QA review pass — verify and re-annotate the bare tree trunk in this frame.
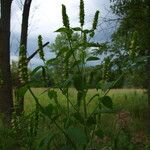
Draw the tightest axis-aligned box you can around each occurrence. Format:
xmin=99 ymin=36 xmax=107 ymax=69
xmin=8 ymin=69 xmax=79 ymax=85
xmin=16 ymin=0 xmax=32 ymax=115
xmin=0 ymin=0 xmax=13 ymax=123
xmin=20 ymin=0 xmax=32 ymax=49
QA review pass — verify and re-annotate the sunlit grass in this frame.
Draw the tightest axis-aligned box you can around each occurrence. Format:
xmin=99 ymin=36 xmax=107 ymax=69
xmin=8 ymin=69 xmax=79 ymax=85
xmin=23 ymin=88 xmax=149 ymax=147
xmin=24 ymin=88 xmax=147 ymax=118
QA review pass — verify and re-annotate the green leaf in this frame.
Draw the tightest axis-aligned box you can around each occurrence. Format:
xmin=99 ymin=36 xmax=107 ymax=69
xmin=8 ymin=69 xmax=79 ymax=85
xmin=39 ymin=132 xmax=55 ymax=148
xmin=95 ymin=129 xmax=104 ymax=138
xmin=56 ymin=47 xmax=69 ymax=58
xmin=48 ymin=90 xmax=57 ymax=100
xmin=72 ymin=27 xmax=82 ymax=31
xmin=51 ymin=114 xmax=60 ymax=122
xmin=86 ymin=56 xmax=99 ymax=61
xmin=81 ymin=42 xmax=101 ymax=48
xmin=71 ymin=60 xmax=81 ymax=68
xmin=41 ymin=66 xmax=46 ymax=82
xmin=30 ymin=66 xmax=43 ymax=77
xmin=87 ymin=94 xmax=99 ymax=106
xmin=86 ymin=115 xmax=96 ymax=126
xmin=97 ymin=81 xmax=114 ymax=91
xmin=72 ymin=74 xmax=84 ymax=91
xmin=15 ymin=85 xmax=28 ymax=99
xmin=100 ymin=96 xmax=113 ymax=109
xmin=77 ymin=91 xmax=86 ymax=109
xmin=73 ymin=112 xmax=84 ymax=125
xmin=41 ymin=104 xmax=54 ymax=119
xmin=82 ymin=29 xmax=93 ymax=34
xmin=64 ymin=48 xmax=75 ymax=62
xmin=55 ymin=27 xmax=73 ymax=35
xmin=66 ymin=127 xmax=88 ymax=145
xmin=48 ymin=90 xmax=58 ymax=105
xmin=46 ymin=58 xmax=57 ymax=65
xmin=63 ymin=117 xmax=74 ymax=128
xmin=90 ymin=31 xmax=95 ymax=37
xmin=60 ymin=145 xmax=72 ymax=150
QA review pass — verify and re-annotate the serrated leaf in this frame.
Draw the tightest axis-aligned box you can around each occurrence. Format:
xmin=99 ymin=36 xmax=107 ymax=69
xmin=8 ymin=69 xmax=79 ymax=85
xmin=86 ymin=56 xmax=99 ymax=61
xmin=100 ymin=96 xmax=113 ymax=109
xmin=66 ymin=127 xmax=88 ymax=145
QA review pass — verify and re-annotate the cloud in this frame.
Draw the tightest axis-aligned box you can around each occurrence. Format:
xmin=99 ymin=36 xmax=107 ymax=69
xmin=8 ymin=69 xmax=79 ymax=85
xmin=11 ymin=0 xmax=111 ymax=37
xmin=10 ymin=0 xmax=112 ymax=67
xmin=10 ymin=55 xmax=44 ymax=68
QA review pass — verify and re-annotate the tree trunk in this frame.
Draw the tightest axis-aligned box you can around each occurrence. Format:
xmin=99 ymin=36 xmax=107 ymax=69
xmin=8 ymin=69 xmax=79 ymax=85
xmin=0 ymin=0 xmax=13 ymax=123
xmin=16 ymin=0 xmax=32 ymax=115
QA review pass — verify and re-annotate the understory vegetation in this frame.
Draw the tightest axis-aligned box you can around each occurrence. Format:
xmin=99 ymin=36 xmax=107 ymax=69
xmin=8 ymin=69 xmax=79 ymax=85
xmin=1 ymin=0 xmax=150 ymax=149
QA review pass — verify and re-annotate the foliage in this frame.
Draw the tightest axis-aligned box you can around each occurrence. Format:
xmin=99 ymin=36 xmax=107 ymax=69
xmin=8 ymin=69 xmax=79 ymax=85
xmin=109 ymin=0 xmax=150 ymax=89
xmin=19 ymin=0 xmax=130 ymax=149
xmin=2 ymin=0 xmax=150 ymax=149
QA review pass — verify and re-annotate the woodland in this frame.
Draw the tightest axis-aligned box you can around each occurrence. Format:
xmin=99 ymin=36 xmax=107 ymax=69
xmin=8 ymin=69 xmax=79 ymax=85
xmin=0 ymin=0 xmax=150 ymax=149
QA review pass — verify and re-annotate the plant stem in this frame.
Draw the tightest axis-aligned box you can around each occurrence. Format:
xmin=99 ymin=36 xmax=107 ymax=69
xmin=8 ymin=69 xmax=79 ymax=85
xmin=66 ymin=90 xmax=70 ymax=118
xmin=54 ymin=120 xmax=77 ymax=150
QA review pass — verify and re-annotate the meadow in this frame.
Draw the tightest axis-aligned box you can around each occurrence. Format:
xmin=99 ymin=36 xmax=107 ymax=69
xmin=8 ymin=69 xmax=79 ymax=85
xmin=25 ymin=88 xmax=149 ymax=137
xmin=1 ymin=88 xmax=149 ymax=150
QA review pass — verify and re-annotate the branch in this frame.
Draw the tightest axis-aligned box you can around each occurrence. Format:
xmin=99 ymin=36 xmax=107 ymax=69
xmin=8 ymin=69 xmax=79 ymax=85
xmin=27 ymin=42 xmax=49 ymax=63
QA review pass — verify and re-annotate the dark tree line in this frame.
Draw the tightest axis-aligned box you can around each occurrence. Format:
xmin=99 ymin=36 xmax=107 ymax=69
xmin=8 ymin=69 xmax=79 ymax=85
xmin=0 ymin=0 xmax=13 ymax=123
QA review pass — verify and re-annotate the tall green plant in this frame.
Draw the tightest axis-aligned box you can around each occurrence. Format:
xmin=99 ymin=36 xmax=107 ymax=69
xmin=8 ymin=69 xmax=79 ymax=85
xmin=21 ymin=1 xmax=128 ymax=149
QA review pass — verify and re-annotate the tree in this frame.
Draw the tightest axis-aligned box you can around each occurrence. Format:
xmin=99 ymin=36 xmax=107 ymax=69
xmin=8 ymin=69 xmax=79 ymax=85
xmin=16 ymin=0 xmax=33 ymax=115
xmin=0 ymin=0 xmax=13 ymax=123
xmin=49 ymin=33 xmax=86 ymax=84
xmin=110 ymin=0 xmax=150 ymax=128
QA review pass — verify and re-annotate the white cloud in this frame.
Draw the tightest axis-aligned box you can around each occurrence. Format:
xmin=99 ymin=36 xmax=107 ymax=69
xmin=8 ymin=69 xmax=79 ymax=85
xmin=10 ymin=55 xmax=19 ymax=62
xmin=10 ymin=0 xmax=111 ymax=67
xmin=11 ymin=0 xmax=111 ymax=38
xmin=10 ymin=55 xmax=44 ymax=67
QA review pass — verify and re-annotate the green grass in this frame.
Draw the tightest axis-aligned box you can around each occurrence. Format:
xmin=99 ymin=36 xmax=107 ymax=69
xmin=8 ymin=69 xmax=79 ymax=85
xmin=25 ymin=88 xmax=147 ymax=111
xmin=1 ymin=88 xmax=148 ymax=149
xmin=24 ymin=88 xmax=148 ymax=131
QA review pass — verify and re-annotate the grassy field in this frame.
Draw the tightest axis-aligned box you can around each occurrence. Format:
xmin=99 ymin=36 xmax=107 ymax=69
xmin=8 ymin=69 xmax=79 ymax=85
xmin=1 ymin=88 xmax=148 ymax=149
xmin=24 ymin=88 xmax=148 ymax=131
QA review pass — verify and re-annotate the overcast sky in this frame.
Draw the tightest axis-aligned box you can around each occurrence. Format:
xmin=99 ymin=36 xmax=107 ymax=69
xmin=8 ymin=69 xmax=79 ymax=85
xmin=10 ymin=0 xmax=114 ymax=67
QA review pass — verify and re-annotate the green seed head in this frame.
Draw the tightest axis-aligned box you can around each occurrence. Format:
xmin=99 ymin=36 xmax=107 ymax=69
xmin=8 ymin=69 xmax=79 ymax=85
xmin=18 ymin=45 xmax=28 ymax=84
xmin=38 ymin=35 xmax=45 ymax=61
xmin=80 ymin=0 xmax=85 ymax=27
xmin=92 ymin=11 xmax=100 ymax=30
xmin=62 ymin=4 xmax=70 ymax=28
